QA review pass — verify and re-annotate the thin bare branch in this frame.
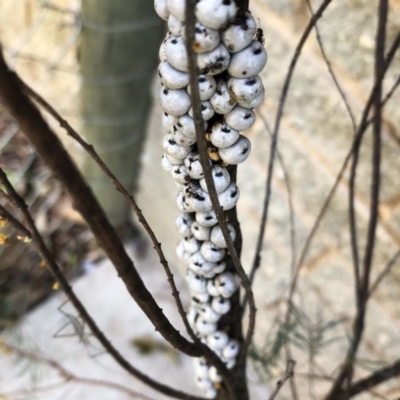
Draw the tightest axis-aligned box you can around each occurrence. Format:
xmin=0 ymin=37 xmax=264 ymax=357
xmin=0 ymin=167 xmax=206 ymax=400
xmin=326 ymin=1 xmax=389 ymax=398
xmin=0 ymin=342 xmax=156 ymax=400
xmin=185 ymin=0 xmax=256 ymax=368
xmin=348 ymin=359 xmax=400 ymax=397
xmin=18 ymin=74 xmax=197 ymax=345
xmin=0 ymin=47 xmax=203 ymax=358
xmin=248 ymin=0 xmax=333 ymax=298
xmin=267 ymin=359 xmax=296 ymax=400
xmin=305 ymin=0 xmax=357 ymax=134
xmin=369 ymin=249 xmax=400 ymax=296
xmin=288 ymin=28 xmax=400 ymax=313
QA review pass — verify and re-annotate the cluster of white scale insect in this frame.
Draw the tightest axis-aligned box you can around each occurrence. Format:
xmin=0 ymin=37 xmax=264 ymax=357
xmin=154 ymin=0 xmax=266 ymax=397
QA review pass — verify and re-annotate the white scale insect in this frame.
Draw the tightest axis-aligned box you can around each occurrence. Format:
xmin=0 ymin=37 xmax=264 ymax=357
xmin=154 ymin=0 xmax=266 ymax=397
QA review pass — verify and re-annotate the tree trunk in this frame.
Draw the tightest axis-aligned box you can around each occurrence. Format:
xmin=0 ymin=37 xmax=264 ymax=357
xmin=79 ymin=0 xmax=163 ymax=226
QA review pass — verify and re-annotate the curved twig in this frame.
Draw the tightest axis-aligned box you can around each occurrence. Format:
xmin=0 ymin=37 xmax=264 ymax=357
xmin=369 ymin=249 xmax=400 ymax=297
xmin=304 ymin=0 xmax=357 ymax=134
xmin=1 ymin=342 xmax=156 ymax=400
xmin=0 ymin=168 xmax=206 ymax=400
xmin=326 ymin=2 xmax=389 ymax=398
xmin=0 ymin=48 xmax=203 ymax=358
xmin=18 ymin=77 xmax=198 ymax=345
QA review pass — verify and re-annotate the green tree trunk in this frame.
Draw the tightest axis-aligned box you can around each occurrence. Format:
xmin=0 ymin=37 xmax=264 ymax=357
xmin=79 ymin=0 xmax=163 ymax=226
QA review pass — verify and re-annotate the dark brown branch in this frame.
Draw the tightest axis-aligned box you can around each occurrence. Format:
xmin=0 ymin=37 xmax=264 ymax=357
xmin=326 ymin=1 xmax=388 ymax=398
xmin=0 ymin=168 xmax=206 ymax=400
xmin=305 ymin=0 xmax=357 ymax=134
xmin=267 ymin=359 xmax=296 ymax=400
xmin=185 ymin=0 xmax=256 ymax=366
xmin=1 ymin=342 xmax=156 ymax=400
xmin=246 ymin=0 xmax=332 ymax=305
xmin=18 ymin=77 xmax=197 ymax=345
xmin=348 ymin=359 xmax=400 ymax=397
xmin=0 ymin=203 xmax=32 ymax=241
xmin=0 ymin=47 xmax=201 ymax=358
xmin=369 ymin=249 xmax=400 ymax=296
xmin=366 ymin=74 xmax=400 ymax=126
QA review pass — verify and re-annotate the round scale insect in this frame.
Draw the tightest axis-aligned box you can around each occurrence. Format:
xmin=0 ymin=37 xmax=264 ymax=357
xmin=183 ymin=235 xmax=201 ymax=254
xmin=195 ymin=209 xmax=218 ymax=227
xmin=168 ymin=14 xmax=184 ymax=35
xmin=165 ymin=35 xmax=189 ymax=72
xmin=192 ymin=292 xmax=211 ymax=304
xmin=154 ymin=0 xmax=170 ymax=21
xmin=222 ymin=339 xmax=240 ymax=359
xmin=227 ymin=75 xmax=265 ymax=109
xmin=227 ymin=40 xmax=267 ymax=78
xmin=182 ymin=21 xmax=220 ymax=53
xmin=211 ymin=296 xmax=231 ymax=314
xmin=163 ymin=134 xmax=192 ymax=159
xmin=199 ymin=165 xmax=231 ymax=194
xmin=188 ymin=101 xmax=215 ymax=121
xmin=185 ymin=152 xmax=209 ymax=179
xmin=175 ymin=213 xmax=194 ymax=236
xmin=210 ymin=223 xmax=236 ymax=248
xmin=201 ymin=240 xmax=226 ymax=263
xmin=191 ymin=221 xmax=211 ymax=241
xmin=160 ymin=87 xmax=191 ymax=117
xmin=162 ymin=112 xmax=178 ymax=133
xmin=197 ymin=43 xmax=231 ymax=76
xmin=195 ymin=0 xmax=237 ymax=30
xmin=199 ymin=304 xmax=221 ymax=323
xmin=194 ymin=358 xmax=210 ymax=379
xmin=210 ymin=79 xmax=237 ymax=114
xmin=172 ymin=127 xmax=197 ymax=147
xmin=206 ymin=278 xmax=220 ymax=297
xmin=222 ymin=12 xmax=256 ymax=53
xmin=158 ymin=61 xmax=189 ymax=90
xmin=224 ymin=106 xmax=255 ymax=131
xmin=189 ymin=251 xmax=215 ymax=275
xmin=196 ymin=317 xmax=217 ymax=336
xmin=219 ymin=135 xmax=251 ymax=165
xmin=161 ymin=153 xmax=173 ymax=173
xmin=217 ymin=182 xmax=240 ymax=210
xmin=171 ymin=164 xmax=191 ymax=184
xmin=187 ymin=74 xmax=217 ymax=101
xmin=209 ymin=121 xmax=239 ymax=149
xmin=166 ymin=0 xmax=186 ymax=22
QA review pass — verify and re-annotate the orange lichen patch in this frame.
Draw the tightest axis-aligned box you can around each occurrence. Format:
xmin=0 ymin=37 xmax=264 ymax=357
xmin=192 ymin=41 xmax=201 ymax=52
xmin=0 ymin=233 xmax=9 ymax=245
xmin=0 ymin=216 xmax=9 ymax=227
xmin=208 ymin=147 xmax=221 ymax=162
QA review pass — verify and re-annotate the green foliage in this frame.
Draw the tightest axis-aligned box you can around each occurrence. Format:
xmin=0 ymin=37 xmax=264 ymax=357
xmin=249 ymin=302 xmax=347 ymax=381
